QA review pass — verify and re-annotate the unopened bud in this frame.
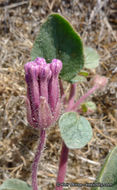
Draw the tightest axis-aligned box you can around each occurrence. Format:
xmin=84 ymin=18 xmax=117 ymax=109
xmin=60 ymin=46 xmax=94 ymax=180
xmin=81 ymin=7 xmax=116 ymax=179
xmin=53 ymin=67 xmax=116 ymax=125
xmin=91 ymin=75 xmax=108 ymax=89
xmin=24 ymin=57 xmax=62 ymax=129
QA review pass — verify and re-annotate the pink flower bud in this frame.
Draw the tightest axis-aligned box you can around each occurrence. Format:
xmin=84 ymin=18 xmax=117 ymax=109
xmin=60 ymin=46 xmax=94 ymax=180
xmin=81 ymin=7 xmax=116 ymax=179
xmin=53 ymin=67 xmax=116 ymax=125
xmin=91 ymin=75 xmax=108 ymax=89
xmin=48 ymin=59 xmax=62 ymax=113
xmin=24 ymin=57 xmax=62 ymax=129
xmin=38 ymin=64 xmax=52 ymax=101
xmin=35 ymin=57 xmax=46 ymax=66
xmin=24 ymin=62 xmax=40 ymax=127
xmin=50 ymin=59 xmax=62 ymax=76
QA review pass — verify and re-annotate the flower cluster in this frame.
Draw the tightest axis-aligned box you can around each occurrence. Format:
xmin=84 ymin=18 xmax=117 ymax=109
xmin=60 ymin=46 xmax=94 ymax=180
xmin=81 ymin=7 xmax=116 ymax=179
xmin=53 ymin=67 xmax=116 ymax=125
xmin=24 ymin=57 xmax=62 ymax=129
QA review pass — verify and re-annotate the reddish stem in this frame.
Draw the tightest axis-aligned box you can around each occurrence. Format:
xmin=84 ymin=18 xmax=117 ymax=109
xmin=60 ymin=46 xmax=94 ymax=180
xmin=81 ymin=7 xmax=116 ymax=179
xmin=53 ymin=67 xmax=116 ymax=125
xmin=56 ymin=142 xmax=69 ymax=190
xmin=32 ymin=129 xmax=46 ymax=190
xmin=66 ymin=83 xmax=76 ymax=111
xmin=59 ymin=79 xmax=67 ymax=105
xmin=70 ymin=85 xmax=98 ymax=111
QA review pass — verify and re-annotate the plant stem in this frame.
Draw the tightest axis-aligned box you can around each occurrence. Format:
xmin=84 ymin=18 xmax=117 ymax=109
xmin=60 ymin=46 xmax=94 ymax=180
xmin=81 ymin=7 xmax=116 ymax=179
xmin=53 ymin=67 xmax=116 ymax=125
xmin=55 ymin=84 xmax=76 ymax=190
xmin=66 ymin=83 xmax=76 ymax=111
xmin=70 ymin=85 xmax=98 ymax=111
xmin=32 ymin=129 xmax=46 ymax=190
xmin=59 ymin=79 xmax=67 ymax=105
xmin=56 ymin=142 xmax=69 ymax=190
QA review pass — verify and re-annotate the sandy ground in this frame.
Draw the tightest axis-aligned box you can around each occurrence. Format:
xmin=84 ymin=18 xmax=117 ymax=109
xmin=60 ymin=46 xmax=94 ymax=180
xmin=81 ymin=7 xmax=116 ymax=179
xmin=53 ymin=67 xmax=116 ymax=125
xmin=0 ymin=0 xmax=117 ymax=190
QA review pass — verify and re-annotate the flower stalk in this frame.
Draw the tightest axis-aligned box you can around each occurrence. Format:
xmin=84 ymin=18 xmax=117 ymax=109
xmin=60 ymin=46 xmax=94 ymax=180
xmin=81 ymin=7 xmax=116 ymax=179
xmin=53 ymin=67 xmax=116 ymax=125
xmin=56 ymin=142 xmax=69 ymax=190
xmin=70 ymin=75 xmax=108 ymax=111
xmin=32 ymin=129 xmax=46 ymax=190
xmin=55 ymin=83 xmax=76 ymax=190
xmin=66 ymin=83 xmax=77 ymax=111
xmin=71 ymin=85 xmax=97 ymax=111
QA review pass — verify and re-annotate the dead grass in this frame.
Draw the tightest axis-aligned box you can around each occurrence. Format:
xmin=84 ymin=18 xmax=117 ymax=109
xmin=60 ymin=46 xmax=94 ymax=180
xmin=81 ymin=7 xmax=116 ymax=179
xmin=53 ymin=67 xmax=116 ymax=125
xmin=0 ymin=0 xmax=117 ymax=190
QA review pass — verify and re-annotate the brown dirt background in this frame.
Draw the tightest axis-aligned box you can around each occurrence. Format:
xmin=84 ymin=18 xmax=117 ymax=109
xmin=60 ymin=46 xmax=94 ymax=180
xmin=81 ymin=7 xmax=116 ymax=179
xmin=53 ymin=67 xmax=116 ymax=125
xmin=0 ymin=0 xmax=117 ymax=190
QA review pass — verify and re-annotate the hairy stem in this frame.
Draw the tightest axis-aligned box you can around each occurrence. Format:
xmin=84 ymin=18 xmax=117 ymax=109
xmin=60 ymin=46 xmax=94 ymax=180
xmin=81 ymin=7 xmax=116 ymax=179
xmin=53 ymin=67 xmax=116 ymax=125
xmin=56 ymin=142 xmax=69 ymax=190
xmin=32 ymin=129 xmax=46 ymax=190
xmin=66 ymin=83 xmax=76 ymax=111
xmin=70 ymin=85 xmax=98 ymax=111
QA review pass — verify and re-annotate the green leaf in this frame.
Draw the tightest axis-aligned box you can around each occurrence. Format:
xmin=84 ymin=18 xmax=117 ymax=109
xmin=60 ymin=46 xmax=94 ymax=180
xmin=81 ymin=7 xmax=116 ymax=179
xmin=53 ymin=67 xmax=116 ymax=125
xmin=70 ymin=75 xmax=87 ymax=83
xmin=0 ymin=179 xmax=32 ymax=190
xmin=59 ymin=112 xmax=92 ymax=149
xmin=31 ymin=13 xmax=84 ymax=81
xmin=84 ymin=47 xmax=100 ymax=69
xmin=91 ymin=147 xmax=117 ymax=190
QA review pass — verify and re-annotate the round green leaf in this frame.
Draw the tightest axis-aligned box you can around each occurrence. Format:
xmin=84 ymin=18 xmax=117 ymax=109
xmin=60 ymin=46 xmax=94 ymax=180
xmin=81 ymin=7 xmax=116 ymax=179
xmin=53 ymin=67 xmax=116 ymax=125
xmin=31 ymin=13 xmax=84 ymax=81
xmin=0 ymin=179 xmax=32 ymax=190
xmin=91 ymin=147 xmax=117 ymax=190
xmin=84 ymin=47 xmax=100 ymax=69
xmin=59 ymin=112 xmax=92 ymax=149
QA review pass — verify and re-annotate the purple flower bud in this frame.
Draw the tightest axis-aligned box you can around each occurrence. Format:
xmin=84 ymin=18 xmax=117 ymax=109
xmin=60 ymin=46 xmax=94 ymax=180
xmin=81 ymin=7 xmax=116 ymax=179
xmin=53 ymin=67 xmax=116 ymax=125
xmin=24 ymin=57 xmax=62 ymax=129
xmin=48 ymin=59 xmax=62 ymax=113
xmin=38 ymin=64 xmax=52 ymax=102
xmin=35 ymin=57 xmax=46 ymax=66
xmin=24 ymin=62 xmax=40 ymax=128
xmin=50 ymin=59 xmax=62 ymax=76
